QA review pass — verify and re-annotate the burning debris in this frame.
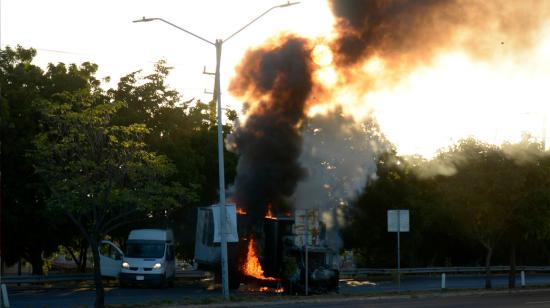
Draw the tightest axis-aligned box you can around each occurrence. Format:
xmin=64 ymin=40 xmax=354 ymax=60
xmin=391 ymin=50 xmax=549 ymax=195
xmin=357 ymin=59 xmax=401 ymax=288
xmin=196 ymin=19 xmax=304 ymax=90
xmin=265 ymin=204 xmax=275 ymax=219
xmin=195 ymin=205 xmax=340 ymax=294
xmin=243 ymin=237 xmax=278 ymax=281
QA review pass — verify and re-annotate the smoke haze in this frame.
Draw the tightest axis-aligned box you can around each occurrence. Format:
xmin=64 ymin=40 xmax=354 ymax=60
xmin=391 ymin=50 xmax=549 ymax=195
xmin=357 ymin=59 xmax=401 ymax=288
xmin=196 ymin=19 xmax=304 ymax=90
xmin=293 ymin=110 xmax=388 ymax=248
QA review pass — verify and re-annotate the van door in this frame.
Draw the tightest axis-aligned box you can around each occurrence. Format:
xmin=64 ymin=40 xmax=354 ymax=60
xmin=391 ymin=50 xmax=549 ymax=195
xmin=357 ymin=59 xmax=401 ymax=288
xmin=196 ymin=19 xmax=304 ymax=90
xmin=99 ymin=240 xmax=124 ymax=277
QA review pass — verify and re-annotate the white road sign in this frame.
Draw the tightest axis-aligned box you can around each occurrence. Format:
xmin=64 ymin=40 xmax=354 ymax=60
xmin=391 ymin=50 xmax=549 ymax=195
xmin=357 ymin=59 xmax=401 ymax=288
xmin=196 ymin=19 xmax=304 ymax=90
xmin=387 ymin=209 xmax=410 ymax=232
xmin=294 ymin=209 xmax=321 ymax=246
xmin=213 ymin=204 xmax=239 ymax=243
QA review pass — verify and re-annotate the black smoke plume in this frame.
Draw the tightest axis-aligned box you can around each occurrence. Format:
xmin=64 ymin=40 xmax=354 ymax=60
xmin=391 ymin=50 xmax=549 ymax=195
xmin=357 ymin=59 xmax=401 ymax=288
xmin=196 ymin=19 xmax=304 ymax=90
xmin=228 ymin=35 xmax=314 ymax=224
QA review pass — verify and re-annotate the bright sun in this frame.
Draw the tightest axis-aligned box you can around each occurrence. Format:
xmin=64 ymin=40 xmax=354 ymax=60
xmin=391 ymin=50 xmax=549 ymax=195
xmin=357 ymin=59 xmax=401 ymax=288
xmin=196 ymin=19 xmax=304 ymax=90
xmin=367 ymin=49 xmax=550 ymax=157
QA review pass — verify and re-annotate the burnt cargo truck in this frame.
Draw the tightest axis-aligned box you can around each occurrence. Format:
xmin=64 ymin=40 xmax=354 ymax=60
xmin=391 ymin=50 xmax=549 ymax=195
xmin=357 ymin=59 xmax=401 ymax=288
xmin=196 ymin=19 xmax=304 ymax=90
xmin=194 ymin=205 xmax=340 ymax=293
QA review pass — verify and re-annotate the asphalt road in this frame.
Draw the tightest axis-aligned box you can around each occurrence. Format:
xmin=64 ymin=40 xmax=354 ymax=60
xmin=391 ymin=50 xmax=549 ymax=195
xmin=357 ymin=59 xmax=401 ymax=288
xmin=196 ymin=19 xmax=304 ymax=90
xmin=256 ymin=291 xmax=550 ymax=308
xmin=340 ymin=273 xmax=550 ymax=294
xmin=8 ymin=274 xmax=550 ymax=307
xmin=10 ymin=283 xmax=219 ymax=308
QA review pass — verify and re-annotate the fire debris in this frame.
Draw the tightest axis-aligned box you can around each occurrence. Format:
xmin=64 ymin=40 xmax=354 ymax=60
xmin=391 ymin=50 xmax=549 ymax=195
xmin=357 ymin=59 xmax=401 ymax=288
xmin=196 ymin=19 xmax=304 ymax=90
xmin=243 ymin=237 xmax=278 ymax=281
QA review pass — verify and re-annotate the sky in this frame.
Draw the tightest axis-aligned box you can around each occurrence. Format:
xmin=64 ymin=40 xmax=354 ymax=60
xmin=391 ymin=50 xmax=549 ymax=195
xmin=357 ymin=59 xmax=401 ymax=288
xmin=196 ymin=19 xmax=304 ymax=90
xmin=2 ymin=0 xmax=550 ymax=158
xmin=0 ymin=0 xmax=333 ymax=107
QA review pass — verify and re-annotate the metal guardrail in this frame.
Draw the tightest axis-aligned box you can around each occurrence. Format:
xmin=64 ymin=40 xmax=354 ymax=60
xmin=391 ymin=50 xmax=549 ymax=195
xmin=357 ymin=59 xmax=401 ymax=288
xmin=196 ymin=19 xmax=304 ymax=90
xmin=340 ymin=266 xmax=550 ymax=276
xmin=1 ymin=273 xmax=93 ymax=284
xmin=1 ymin=269 xmax=211 ymax=284
xmin=3 ymin=266 xmax=550 ymax=284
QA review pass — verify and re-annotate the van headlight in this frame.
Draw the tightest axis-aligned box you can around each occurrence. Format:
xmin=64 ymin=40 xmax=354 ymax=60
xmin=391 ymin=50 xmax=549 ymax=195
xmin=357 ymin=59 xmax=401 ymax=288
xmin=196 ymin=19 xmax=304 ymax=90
xmin=122 ymin=262 xmax=130 ymax=269
xmin=153 ymin=263 xmax=162 ymax=269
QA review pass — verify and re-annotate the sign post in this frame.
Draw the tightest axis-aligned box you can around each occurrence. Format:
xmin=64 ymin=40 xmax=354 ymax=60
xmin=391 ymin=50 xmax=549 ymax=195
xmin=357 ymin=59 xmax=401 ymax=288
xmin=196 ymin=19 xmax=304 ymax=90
xmin=294 ymin=209 xmax=319 ymax=296
xmin=387 ymin=209 xmax=409 ymax=291
xmin=305 ymin=209 xmax=309 ymax=296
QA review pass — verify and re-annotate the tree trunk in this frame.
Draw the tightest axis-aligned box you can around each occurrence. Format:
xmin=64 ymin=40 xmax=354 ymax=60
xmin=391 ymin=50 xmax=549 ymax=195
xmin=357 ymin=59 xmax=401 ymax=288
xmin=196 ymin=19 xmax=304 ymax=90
xmin=18 ymin=258 xmax=22 ymax=276
xmin=80 ymin=246 xmax=88 ymax=273
xmin=485 ymin=246 xmax=493 ymax=289
xmin=18 ymin=258 xmax=22 ymax=287
xmin=29 ymin=252 xmax=44 ymax=275
xmin=90 ymin=240 xmax=105 ymax=308
xmin=508 ymin=244 xmax=516 ymax=289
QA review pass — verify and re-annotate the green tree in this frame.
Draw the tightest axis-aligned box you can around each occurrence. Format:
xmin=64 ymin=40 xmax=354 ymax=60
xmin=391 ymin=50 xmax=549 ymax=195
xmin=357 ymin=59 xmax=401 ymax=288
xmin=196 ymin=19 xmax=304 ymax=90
xmin=0 ymin=46 xmax=96 ymax=274
xmin=436 ymin=139 xmax=526 ymax=288
xmin=344 ymin=151 xmax=468 ymax=268
xmin=498 ymin=139 xmax=550 ymax=288
xmin=110 ymin=63 xmax=238 ymax=257
xmin=32 ymin=85 xmax=182 ymax=307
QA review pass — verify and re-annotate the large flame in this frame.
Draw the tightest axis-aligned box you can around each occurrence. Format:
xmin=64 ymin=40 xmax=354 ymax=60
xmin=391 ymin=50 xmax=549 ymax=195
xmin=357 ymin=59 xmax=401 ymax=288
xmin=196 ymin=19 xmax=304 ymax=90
xmin=243 ymin=238 xmax=277 ymax=281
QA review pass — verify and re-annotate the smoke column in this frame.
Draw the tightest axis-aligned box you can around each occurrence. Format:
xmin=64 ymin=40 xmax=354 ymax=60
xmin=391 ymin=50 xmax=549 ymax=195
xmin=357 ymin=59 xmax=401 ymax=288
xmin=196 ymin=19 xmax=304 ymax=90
xmin=228 ymin=35 xmax=314 ymax=224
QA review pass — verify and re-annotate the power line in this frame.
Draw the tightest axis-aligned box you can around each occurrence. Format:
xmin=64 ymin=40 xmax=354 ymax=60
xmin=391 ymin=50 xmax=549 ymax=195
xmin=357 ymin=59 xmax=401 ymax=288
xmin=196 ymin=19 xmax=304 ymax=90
xmin=32 ymin=47 xmax=202 ymax=67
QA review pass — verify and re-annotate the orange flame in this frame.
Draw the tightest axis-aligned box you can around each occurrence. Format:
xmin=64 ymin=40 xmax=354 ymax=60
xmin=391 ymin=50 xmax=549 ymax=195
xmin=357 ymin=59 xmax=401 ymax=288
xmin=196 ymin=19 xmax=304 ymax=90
xmin=243 ymin=238 xmax=277 ymax=281
xmin=265 ymin=203 xmax=275 ymax=219
xmin=250 ymin=286 xmax=285 ymax=294
xmin=237 ymin=207 xmax=247 ymax=215
xmin=258 ymin=286 xmax=284 ymax=293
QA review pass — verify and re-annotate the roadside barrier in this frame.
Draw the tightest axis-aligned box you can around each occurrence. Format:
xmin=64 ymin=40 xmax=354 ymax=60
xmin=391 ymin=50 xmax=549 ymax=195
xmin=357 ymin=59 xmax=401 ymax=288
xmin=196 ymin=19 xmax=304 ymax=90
xmin=340 ymin=265 xmax=550 ymax=277
xmin=1 ymin=283 xmax=9 ymax=307
xmin=4 ymin=266 xmax=548 ymax=286
xmin=2 ymin=269 xmax=211 ymax=285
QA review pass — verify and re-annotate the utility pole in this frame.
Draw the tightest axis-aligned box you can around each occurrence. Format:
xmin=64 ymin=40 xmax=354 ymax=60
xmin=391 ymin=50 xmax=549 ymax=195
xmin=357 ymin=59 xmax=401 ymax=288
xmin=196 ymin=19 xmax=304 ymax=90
xmin=0 ymin=0 xmax=4 ymax=275
xmin=304 ymin=209 xmax=309 ymax=296
xmin=213 ymin=39 xmax=229 ymax=298
xmin=542 ymin=114 xmax=547 ymax=151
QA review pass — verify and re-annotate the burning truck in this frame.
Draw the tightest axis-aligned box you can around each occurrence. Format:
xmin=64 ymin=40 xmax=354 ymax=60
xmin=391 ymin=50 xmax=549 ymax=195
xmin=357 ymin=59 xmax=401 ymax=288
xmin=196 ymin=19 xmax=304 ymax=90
xmin=194 ymin=204 xmax=340 ymax=294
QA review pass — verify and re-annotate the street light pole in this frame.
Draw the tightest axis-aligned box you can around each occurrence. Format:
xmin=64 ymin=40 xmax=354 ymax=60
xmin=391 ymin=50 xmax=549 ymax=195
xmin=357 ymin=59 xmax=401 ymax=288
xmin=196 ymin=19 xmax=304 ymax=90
xmin=213 ymin=39 xmax=229 ymax=299
xmin=133 ymin=1 xmax=299 ymax=300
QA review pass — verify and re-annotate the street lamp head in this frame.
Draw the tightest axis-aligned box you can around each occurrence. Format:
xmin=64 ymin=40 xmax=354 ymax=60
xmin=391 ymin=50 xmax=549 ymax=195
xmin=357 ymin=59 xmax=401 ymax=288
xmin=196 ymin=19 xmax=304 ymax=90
xmin=279 ymin=1 xmax=300 ymax=8
xmin=133 ymin=17 xmax=156 ymax=23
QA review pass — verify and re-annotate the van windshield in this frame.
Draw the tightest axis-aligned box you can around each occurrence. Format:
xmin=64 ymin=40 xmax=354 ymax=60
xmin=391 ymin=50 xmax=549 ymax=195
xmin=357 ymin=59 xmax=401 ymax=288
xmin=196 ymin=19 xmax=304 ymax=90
xmin=126 ymin=240 xmax=165 ymax=258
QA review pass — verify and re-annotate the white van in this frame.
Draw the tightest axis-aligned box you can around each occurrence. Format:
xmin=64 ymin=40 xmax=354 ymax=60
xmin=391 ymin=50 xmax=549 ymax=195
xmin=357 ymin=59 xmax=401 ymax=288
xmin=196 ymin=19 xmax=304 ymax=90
xmin=99 ymin=229 xmax=176 ymax=287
